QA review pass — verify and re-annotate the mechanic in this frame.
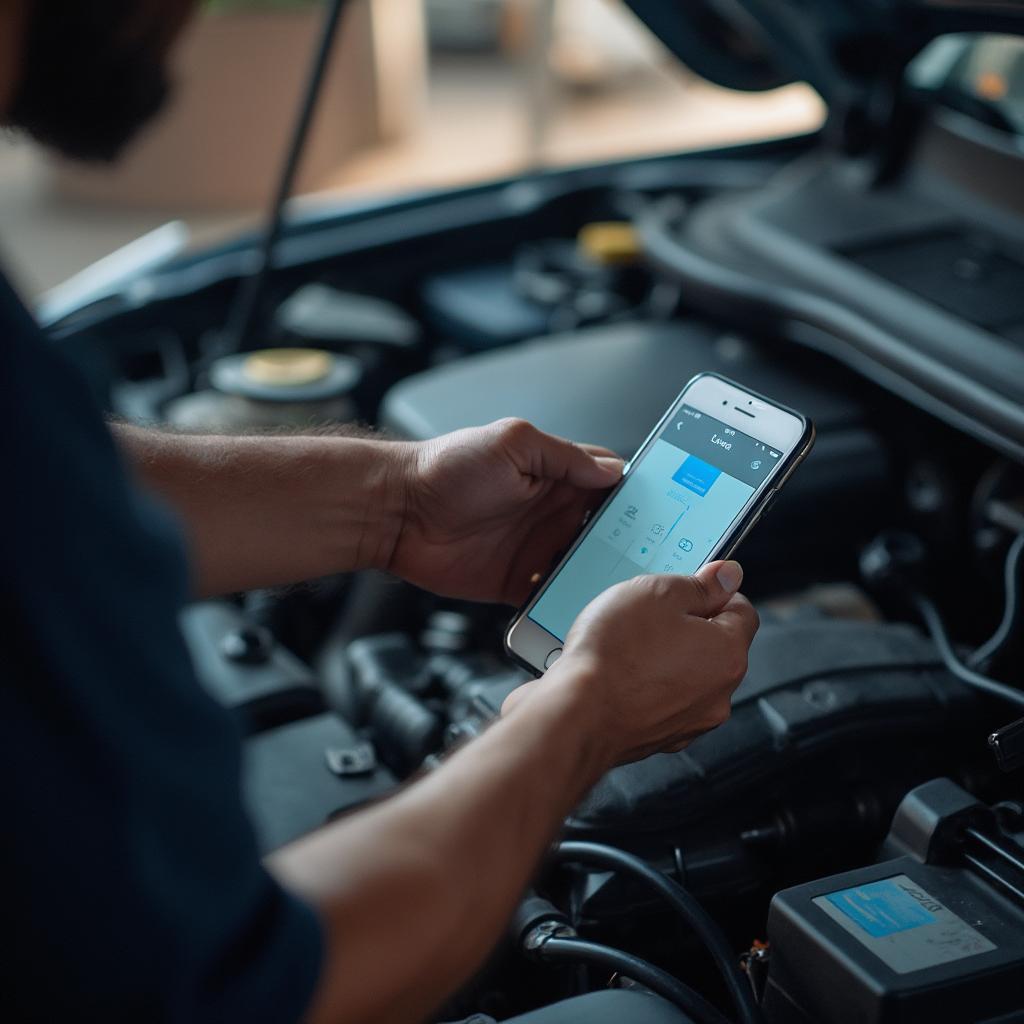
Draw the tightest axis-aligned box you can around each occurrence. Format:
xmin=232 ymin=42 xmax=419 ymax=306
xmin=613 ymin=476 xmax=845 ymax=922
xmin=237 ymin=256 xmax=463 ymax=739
xmin=1 ymin=3 xmax=758 ymax=1022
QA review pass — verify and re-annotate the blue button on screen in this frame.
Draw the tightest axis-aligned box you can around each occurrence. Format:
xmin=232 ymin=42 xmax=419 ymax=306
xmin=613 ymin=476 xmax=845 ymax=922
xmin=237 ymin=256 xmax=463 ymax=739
xmin=672 ymin=456 xmax=722 ymax=497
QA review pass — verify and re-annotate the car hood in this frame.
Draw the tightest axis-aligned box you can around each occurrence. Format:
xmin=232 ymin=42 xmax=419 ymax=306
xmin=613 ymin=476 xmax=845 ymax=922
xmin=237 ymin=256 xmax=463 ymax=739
xmin=624 ymin=0 xmax=1024 ymax=105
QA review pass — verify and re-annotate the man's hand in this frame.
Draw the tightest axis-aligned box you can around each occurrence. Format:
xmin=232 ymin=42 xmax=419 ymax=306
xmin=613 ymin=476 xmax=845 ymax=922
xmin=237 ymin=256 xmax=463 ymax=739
xmin=277 ymin=559 xmax=757 ymax=1024
xmin=504 ymin=559 xmax=757 ymax=767
xmin=114 ymin=418 xmax=618 ymax=599
xmin=389 ymin=418 xmax=623 ymax=604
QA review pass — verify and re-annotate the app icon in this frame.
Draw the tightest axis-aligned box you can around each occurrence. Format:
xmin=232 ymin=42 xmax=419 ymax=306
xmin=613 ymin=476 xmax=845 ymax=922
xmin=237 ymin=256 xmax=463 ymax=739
xmin=750 ymin=460 xmax=762 ymax=470
xmin=672 ymin=456 xmax=722 ymax=497
xmin=677 ymin=538 xmax=694 ymax=552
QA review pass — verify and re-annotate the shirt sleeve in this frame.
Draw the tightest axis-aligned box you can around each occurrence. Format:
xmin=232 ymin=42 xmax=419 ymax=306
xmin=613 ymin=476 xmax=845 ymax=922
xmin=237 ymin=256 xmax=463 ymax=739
xmin=0 ymin=272 xmax=324 ymax=1023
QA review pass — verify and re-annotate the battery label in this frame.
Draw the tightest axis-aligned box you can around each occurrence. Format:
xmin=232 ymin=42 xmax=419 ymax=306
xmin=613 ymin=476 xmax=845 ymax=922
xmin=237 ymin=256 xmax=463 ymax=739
xmin=824 ymin=878 xmax=936 ymax=937
xmin=813 ymin=874 xmax=996 ymax=975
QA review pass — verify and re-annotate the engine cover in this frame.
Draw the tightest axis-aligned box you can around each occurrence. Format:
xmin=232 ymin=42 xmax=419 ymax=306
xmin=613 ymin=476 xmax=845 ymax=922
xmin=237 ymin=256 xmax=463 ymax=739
xmin=381 ymin=321 xmax=891 ymax=583
xmin=565 ymin=618 xmax=983 ymax=913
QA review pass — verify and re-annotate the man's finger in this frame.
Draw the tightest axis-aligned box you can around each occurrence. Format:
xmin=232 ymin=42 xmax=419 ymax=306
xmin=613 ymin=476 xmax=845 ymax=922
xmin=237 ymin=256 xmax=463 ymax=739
xmin=578 ymin=442 xmax=622 ymax=461
xmin=710 ymin=592 xmax=760 ymax=645
xmin=669 ymin=560 xmax=745 ymax=618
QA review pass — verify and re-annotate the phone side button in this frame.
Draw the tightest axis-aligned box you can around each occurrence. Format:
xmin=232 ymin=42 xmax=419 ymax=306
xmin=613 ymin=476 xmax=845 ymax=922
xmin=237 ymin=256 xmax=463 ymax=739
xmin=544 ymin=648 xmax=564 ymax=670
xmin=761 ymin=488 xmax=778 ymax=516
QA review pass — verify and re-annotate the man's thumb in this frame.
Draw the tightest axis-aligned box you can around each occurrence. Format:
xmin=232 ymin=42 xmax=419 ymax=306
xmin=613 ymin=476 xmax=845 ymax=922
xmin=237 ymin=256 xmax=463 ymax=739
xmin=684 ymin=560 xmax=744 ymax=617
xmin=519 ymin=425 xmax=622 ymax=488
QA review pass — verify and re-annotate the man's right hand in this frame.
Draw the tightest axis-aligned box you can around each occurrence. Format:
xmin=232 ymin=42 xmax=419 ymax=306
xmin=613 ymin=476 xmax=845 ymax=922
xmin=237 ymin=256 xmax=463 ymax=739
xmin=281 ymin=560 xmax=757 ymax=1024
xmin=504 ymin=560 xmax=758 ymax=768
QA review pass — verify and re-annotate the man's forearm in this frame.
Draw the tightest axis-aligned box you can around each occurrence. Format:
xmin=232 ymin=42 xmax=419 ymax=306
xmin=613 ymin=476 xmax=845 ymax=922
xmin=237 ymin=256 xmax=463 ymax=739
xmin=114 ymin=425 xmax=410 ymax=597
xmin=268 ymin=661 xmax=608 ymax=1024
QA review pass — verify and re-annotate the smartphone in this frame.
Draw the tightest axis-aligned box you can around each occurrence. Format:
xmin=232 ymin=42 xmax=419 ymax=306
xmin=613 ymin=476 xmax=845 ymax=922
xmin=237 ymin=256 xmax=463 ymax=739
xmin=505 ymin=372 xmax=814 ymax=676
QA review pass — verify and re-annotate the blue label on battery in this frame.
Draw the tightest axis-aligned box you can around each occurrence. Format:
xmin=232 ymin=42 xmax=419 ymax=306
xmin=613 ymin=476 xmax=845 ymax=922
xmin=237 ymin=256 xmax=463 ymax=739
xmin=823 ymin=879 xmax=937 ymax=938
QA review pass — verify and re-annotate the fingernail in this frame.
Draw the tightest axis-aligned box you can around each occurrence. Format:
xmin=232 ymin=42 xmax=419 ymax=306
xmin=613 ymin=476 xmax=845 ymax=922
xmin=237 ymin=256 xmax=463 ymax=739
xmin=595 ymin=456 xmax=623 ymax=477
xmin=716 ymin=560 xmax=743 ymax=594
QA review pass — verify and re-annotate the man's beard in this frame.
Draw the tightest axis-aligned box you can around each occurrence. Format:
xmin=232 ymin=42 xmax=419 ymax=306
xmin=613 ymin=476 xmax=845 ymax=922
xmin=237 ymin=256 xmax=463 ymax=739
xmin=7 ymin=1 xmax=172 ymax=163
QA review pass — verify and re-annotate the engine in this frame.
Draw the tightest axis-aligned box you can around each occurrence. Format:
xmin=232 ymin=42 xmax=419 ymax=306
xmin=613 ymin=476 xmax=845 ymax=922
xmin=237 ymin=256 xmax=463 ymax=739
xmin=68 ymin=160 xmax=1024 ymax=1021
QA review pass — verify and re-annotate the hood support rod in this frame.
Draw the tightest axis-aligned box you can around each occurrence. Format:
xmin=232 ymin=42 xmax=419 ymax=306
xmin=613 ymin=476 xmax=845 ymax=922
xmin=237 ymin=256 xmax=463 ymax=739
xmin=225 ymin=0 xmax=350 ymax=352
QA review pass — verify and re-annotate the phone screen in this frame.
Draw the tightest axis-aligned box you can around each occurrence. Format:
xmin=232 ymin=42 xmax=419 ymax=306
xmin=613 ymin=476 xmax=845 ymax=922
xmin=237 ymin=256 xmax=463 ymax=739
xmin=528 ymin=404 xmax=783 ymax=642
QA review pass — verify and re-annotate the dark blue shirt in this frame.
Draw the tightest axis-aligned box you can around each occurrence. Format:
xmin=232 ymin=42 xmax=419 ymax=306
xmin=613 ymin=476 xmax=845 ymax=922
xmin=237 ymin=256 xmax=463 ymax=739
xmin=1 ymin=270 xmax=322 ymax=1021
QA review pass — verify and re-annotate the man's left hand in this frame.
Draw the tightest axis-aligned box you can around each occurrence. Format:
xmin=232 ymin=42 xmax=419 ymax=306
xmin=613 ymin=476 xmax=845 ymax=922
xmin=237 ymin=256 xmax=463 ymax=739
xmin=389 ymin=419 xmax=622 ymax=605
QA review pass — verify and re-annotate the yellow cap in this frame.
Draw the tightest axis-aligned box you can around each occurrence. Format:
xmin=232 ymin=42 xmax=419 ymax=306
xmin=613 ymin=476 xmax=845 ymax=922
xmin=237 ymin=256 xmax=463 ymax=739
xmin=243 ymin=348 xmax=333 ymax=387
xmin=578 ymin=221 xmax=643 ymax=266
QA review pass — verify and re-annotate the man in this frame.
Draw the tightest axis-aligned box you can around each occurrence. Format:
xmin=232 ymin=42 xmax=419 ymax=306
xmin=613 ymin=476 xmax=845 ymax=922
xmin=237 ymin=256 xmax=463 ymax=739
xmin=1 ymin=2 xmax=758 ymax=1021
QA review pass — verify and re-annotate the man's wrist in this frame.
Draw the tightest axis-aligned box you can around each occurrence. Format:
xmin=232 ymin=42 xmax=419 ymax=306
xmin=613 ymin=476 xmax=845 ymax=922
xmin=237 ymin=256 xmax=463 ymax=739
xmin=516 ymin=654 xmax=614 ymax=785
xmin=320 ymin=435 xmax=418 ymax=574
xmin=380 ymin=437 xmax=414 ymax=571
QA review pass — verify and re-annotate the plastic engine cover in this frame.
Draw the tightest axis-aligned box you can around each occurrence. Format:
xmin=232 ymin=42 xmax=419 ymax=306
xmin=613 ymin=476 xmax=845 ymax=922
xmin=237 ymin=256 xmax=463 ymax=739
xmin=565 ymin=619 xmax=981 ymax=908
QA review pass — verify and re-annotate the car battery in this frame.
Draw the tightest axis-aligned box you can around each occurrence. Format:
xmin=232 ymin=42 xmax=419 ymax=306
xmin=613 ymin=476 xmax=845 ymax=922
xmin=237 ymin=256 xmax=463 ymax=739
xmin=763 ymin=779 xmax=1024 ymax=1024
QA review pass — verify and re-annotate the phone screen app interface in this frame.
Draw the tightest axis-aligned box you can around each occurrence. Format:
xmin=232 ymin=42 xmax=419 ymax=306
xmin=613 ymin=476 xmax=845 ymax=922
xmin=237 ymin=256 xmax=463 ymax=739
xmin=529 ymin=405 xmax=780 ymax=642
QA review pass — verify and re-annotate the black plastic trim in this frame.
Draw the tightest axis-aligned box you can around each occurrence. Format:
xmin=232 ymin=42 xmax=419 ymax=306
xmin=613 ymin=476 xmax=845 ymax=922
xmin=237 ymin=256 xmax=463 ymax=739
xmin=638 ymin=205 xmax=1024 ymax=463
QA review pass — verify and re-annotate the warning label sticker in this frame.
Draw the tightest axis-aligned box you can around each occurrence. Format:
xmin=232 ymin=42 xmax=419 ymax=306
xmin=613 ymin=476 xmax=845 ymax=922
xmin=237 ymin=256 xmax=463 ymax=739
xmin=813 ymin=875 xmax=996 ymax=975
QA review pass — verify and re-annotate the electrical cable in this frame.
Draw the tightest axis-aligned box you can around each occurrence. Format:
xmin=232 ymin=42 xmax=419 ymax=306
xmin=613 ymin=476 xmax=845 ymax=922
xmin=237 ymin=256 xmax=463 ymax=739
xmin=968 ymin=532 xmax=1024 ymax=670
xmin=907 ymin=591 xmax=1024 ymax=710
xmin=555 ymin=842 xmax=763 ymax=1024
xmin=225 ymin=0 xmax=350 ymax=352
xmin=536 ymin=937 xmax=732 ymax=1024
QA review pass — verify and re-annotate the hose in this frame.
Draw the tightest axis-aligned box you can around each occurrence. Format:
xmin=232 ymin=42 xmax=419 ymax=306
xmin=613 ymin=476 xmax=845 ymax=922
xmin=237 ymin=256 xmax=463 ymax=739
xmin=536 ymin=937 xmax=731 ymax=1024
xmin=908 ymin=591 xmax=1024 ymax=710
xmin=968 ymin=532 xmax=1024 ymax=671
xmin=555 ymin=842 xmax=763 ymax=1024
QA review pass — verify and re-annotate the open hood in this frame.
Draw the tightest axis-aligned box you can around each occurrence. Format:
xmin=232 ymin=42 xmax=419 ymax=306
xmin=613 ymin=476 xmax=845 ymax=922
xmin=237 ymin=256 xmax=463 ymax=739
xmin=625 ymin=0 xmax=1024 ymax=142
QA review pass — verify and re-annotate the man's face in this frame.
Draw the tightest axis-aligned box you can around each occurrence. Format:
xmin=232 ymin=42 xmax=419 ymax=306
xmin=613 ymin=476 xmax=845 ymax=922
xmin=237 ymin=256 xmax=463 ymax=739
xmin=7 ymin=0 xmax=196 ymax=162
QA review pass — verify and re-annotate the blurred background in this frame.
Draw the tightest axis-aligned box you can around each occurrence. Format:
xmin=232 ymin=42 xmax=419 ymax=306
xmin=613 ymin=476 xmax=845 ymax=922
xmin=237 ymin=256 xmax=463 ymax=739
xmin=0 ymin=0 xmax=824 ymax=299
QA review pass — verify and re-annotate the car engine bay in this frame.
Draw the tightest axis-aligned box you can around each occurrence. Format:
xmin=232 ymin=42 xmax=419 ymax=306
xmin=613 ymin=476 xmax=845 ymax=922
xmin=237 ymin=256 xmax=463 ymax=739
xmin=43 ymin=14 xmax=1024 ymax=1022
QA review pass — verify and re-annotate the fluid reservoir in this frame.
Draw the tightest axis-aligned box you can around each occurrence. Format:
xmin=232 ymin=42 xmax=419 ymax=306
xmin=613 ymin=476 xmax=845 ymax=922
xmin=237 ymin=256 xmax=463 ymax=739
xmin=163 ymin=347 xmax=362 ymax=430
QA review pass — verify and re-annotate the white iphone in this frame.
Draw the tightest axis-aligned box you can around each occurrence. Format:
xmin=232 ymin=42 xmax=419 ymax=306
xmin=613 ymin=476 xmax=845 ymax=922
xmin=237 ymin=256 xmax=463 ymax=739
xmin=505 ymin=372 xmax=815 ymax=676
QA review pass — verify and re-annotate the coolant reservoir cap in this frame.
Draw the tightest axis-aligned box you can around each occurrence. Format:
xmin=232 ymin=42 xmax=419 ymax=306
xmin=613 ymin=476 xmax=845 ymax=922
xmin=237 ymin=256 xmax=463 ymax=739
xmin=245 ymin=348 xmax=333 ymax=386
xmin=210 ymin=348 xmax=362 ymax=402
xmin=578 ymin=221 xmax=642 ymax=265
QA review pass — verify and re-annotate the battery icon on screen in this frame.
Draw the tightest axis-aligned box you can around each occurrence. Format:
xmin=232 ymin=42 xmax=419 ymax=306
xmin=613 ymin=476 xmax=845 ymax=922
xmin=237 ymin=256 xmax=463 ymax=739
xmin=769 ymin=450 xmax=780 ymax=459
